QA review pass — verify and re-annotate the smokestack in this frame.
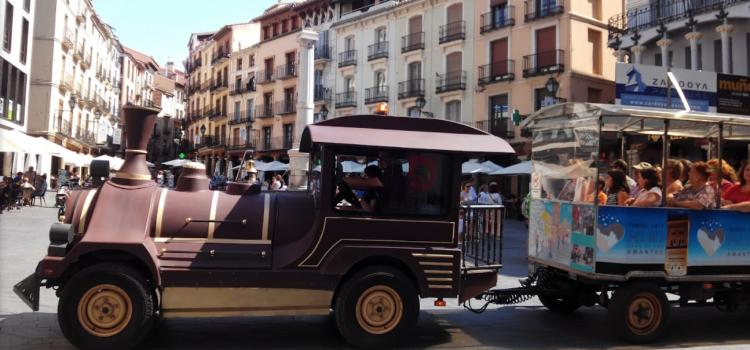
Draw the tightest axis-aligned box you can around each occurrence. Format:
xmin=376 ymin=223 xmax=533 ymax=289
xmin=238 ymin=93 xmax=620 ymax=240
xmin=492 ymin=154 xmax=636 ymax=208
xmin=167 ymin=62 xmax=174 ymax=75
xmin=112 ymin=105 xmax=161 ymax=186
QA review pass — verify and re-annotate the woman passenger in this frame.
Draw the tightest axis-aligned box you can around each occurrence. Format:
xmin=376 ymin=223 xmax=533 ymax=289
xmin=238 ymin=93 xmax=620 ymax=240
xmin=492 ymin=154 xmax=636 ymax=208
xmin=707 ymin=158 xmax=737 ymax=194
xmin=605 ymin=169 xmax=629 ymax=206
xmin=667 ymin=161 xmax=715 ymax=210
xmin=664 ymin=159 xmax=684 ymax=196
xmin=628 ymin=168 xmax=662 ymax=207
xmin=721 ymin=161 xmax=750 ymax=206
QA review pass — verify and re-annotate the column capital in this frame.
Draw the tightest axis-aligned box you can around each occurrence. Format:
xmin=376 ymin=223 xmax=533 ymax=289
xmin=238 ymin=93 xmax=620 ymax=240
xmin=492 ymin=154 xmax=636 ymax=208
xmin=684 ymin=31 xmax=703 ymax=41
xmin=630 ymin=45 xmax=647 ymax=54
xmin=716 ymin=24 xmax=735 ymax=34
xmin=656 ymin=39 xmax=673 ymax=48
xmin=612 ymin=50 xmax=628 ymax=60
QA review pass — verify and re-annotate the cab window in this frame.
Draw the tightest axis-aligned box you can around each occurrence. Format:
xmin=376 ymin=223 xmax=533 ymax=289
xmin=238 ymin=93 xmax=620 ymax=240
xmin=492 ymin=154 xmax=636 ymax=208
xmin=331 ymin=149 xmax=451 ymax=216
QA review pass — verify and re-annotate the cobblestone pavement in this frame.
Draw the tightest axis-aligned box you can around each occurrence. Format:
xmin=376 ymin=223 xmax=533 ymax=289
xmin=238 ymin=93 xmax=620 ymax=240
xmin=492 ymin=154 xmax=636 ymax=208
xmin=2 ymin=193 xmax=750 ymax=349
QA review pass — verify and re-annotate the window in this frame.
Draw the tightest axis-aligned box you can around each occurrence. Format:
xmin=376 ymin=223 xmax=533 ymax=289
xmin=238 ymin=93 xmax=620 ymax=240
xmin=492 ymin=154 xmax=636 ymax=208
xmin=445 ymin=100 xmax=461 ymax=121
xmin=283 ymin=123 xmax=293 ymax=148
xmin=250 ymin=55 xmax=255 ymax=67
xmin=234 ymin=101 xmax=241 ymax=120
xmin=332 ymin=149 xmax=452 ymax=216
xmin=4 ymin=2 xmax=13 ymax=52
xmin=291 ymin=16 xmax=299 ymax=30
xmin=408 ymin=106 xmax=421 ymax=117
xmin=23 ymin=0 xmax=29 ymax=12
xmin=375 ymin=27 xmax=386 ymax=43
xmin=344 ymin=76 xmax=354 ymax=92
xmin=587 ymin=29 xmax=601 ymax=75
xmin=375 ymin=71 xmax=385 ymax=88
xmin=535 ymin=87 xmax=556 ymax=111
xmin=281 ymin=19 xmax=288 ymax=33
xmin=237 ymin=58 xmax=242 ymax=70
xmin=20 ymin=19 xmax=28 ymax=64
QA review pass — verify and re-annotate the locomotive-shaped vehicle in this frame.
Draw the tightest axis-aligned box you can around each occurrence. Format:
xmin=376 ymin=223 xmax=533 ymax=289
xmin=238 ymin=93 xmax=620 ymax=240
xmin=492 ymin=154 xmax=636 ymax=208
xmin=14 ymin=105 xmax=513 ymax=349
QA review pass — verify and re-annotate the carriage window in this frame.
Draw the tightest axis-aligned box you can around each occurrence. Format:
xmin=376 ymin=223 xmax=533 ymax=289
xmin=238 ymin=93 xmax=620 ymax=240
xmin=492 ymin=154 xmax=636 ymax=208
xmin=332 ymin=150 xmax=451 ymax=216
xmin=308 ymin=144 xmax=323 ymax=206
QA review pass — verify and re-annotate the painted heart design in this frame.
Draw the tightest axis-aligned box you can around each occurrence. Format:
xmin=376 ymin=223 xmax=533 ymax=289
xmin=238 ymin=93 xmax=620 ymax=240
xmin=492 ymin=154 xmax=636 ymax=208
xmin=697 ymin=227 xmax=725 ymax=257
xmin=596 ymin=223 xmax=624 ymax=253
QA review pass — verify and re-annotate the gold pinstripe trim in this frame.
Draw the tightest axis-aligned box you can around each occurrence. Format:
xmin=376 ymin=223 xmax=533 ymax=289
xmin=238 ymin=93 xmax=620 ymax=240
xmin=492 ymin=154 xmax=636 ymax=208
xmin=261 ymin=194 xmax=270 ymax=241
xmin=419 ymin=262 xmax=453 ymax=267
xmin=428 ymin=285 xmax=453 ymax=289
xmin=115 ymin=172 xmax=152 ymax=180
xmin=424 ymin=270 xmax=453 ymax=275
xmin=298 ymin=217 xmax=455 ymax=267
xmin=427 ymin=278 xmax=453 ymax=282
xmin=125 ymin=149 xmax=147 ymax=154
xmin=411 ymin=253 xmax=453 ymax=259
xmin=154 ymin=237 xmax=271 ymax=245
xmin=207 ymin=191 xmax=219 ymax=239
xmin=155 ymin=189 xmax=168 ymax=238
xmin=78 ymin=190 xmax=98 ymax=234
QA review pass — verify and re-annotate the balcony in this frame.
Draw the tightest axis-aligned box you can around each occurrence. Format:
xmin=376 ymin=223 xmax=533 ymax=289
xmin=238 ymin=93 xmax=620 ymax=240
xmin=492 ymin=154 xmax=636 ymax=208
xmin=480 ymin=6 xmax=515 ymax=34
xmin=335 ymin=91 xmax=356 ymax=109
xmin=210 ymin=77 xmax=228 ymax=93
xmin=210 ymin=136 xmax=227 ymax=148
xmin=401 ymin=32 xmax=424 ymax=53
xmin=314 ymin=45 xmax=332 ymax=61
xmin=244 ymin=78 xmax=256 ymax=92
xmin=256 ymin=69 xmax=275 ymax=84
xmin=257 ymin=137 xmax=293 ymax=151
xmin=275 ymin=99 xmax=296 ymax=115
xmin=525 ymin=0 xmax=564 ymax=22
xmin=194 ymin=57 xmax=202 ymax=68
xmin=145 ymin=80 xmax=155 ymax=91
xmin=338 ymin=50 xmax=357 ymax=68
xmin=74 ymin=83 xmax=83 ymax=99
xmin=397 ymin=79 xmax=425 ymax=100
xmin=228 ymin=137 xmax=256 ymax=151
xmin=522 ymin=50 xmax=564 ymax=78
xmin=255 ymin=104 xmax=273 ymax=119
xmin=367 ymin=42 xmax=388 ymax=61
xmin=228 ymin=110 xmax=254 ymax=125
xmin=76 ymin=12 xmax=86 ymax=24
xmin=75 ymin=126 xmax=96 ymax=145
xmin=62 ymin=28 xmax=74 ymax=51
xmin=365 ymin=86 xmax=388 ymax=104
xmin=73 ymin=45 xmax=83 ymax=61
xmin=229 ymin=83 xmax=243 ymax=96
xmin=200 ymin=80 xmax=211 ymax=92
xmin=475 ymin=118 xmax=515 ymax=139
xmin=211 ymin=48 xmax=229 ymax=66
xmin=478 ymin=60 xmax=515 ymax=85
xmin=202 ymin=106 xmax=212 ymax=118
xmin=277 ymin=63 xmax=297 ymax=80
xmin=439 ymin=21 xmax=466 ymax=44
xmin=81 ymin=53 xmax=91 ymax=70
xmin=59 ymin=73 xmax=74 ymax=92
xmin=314 ymin=86 xmax=332 ymax=103
xmin=435 ymin=71 xmax=466 ymax=94
xmin=55 ymin=114 xmax=72 ymax=138
xmin=209 ymin=106 xmax=226 ymax=121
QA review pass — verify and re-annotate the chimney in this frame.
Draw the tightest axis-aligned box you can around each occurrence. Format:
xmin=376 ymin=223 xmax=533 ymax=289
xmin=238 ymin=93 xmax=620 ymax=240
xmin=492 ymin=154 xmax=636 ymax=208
xmin=112 ymin=105 xmax=161 ymax=186
xmin=167 ymin=62 xmax=174 ymax=74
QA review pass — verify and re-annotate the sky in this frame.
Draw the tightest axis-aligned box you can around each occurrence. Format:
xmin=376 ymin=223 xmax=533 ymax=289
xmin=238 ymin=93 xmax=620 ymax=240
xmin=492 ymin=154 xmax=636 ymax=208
xmin=95 ymin=0 xmax=281 ymax=70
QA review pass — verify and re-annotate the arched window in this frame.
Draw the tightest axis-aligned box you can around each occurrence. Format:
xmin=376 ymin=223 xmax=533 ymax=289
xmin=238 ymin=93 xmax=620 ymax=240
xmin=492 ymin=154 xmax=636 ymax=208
xmin=445 ymin=100 xmax=461 ymax=122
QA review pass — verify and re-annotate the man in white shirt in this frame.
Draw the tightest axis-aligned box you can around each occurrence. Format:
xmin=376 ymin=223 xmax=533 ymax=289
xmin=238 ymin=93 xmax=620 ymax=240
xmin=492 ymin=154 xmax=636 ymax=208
xmin=271 ymin=175 xmax=281 ymax=190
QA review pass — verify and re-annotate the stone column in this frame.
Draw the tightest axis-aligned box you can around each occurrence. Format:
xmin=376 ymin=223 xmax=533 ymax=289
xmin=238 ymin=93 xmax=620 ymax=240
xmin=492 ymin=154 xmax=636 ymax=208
xmin=684 ymin=32 xmax=702 ymax=70
xmin=613 ymin=50 xmax=628 ymax=63
xmin=630 ymin=45 xmax=646 ymax=64
xmin=287 ymin=28 xmax=319 ymax=190
xmin=716 ymin=24 xmax=734 ymax=74
xmin=656 ymin=39 xmax=673 ymax=67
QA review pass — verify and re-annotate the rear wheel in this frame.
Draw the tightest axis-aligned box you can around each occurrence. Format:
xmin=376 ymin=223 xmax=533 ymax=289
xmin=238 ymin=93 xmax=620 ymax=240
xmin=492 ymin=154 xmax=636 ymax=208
xmin=608 ymin=282 xmax=670 ymax=344
xmin=58 ymin=263 xmax=155 ymax=350
xmin=538 ymin=293 xmax=582 ymax=313
xmin=335 ymin=266 xmax=419 ymax=349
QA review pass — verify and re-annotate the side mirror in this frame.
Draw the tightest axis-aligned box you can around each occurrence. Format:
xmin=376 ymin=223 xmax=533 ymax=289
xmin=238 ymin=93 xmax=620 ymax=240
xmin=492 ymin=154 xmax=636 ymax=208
xmin=90 ymin=160 xmax=110 ymax=187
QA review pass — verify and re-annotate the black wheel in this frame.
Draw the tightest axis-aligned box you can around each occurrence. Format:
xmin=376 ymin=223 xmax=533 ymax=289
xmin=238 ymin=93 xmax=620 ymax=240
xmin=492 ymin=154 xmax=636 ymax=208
xmin=58 ymin=263 xmax=155 ymax=350
xmin=538 ymin=293 xmax=582 ymax=313
xmin=608 ymin=282 xmax=670 ymax=344
xmin=335 ymin=266 xmax=419 ymax=349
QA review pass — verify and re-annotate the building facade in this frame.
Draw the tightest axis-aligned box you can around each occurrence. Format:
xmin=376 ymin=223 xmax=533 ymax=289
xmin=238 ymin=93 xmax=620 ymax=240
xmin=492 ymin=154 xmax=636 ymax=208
xmin=0 ymin=0 xmax=34 ymax=175
xmin=227 ymin=44 xmax=259 ymax=164
xmin=27 ymin=0 xmax=120 ymax=176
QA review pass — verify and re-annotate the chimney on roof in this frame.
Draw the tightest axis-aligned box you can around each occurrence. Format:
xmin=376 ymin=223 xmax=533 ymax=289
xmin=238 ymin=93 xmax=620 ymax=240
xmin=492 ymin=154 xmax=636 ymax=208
xmin=167 ymin=62 xmax=174 ymax=74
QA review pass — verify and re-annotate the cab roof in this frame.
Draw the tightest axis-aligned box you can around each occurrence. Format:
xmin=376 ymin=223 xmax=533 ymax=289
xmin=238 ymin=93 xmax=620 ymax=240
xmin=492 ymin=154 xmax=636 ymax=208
xmin=299 ymin=114 xmax=515 ymax=154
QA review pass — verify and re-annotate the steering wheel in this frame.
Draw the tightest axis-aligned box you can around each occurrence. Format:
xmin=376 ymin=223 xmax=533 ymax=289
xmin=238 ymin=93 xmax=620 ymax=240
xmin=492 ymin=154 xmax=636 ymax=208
xmin=334 ymin=180 xmax=362 ymax=208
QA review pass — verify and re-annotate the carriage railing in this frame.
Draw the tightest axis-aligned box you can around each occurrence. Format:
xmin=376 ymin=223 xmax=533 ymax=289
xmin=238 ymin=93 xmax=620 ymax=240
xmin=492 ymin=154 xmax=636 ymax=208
xmin=460 ymin=204 xmax=504 ymax=271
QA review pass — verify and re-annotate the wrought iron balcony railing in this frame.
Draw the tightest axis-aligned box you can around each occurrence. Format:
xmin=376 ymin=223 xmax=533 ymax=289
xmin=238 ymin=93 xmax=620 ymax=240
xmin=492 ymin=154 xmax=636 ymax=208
xmin=401 ymin=32 xmax=424 ymax=53
xmin=277 ymin=63 xmax=297 ymax=80
xmin=435 ymin=71 xmax=466 ymax=94
xmin=335 ymin=91 xmax=357 ymax=109
xmin=314 ymin=86 xmax=332 ymax=102
xmin=368 ymin=42 xmax=388 ymax=61
xmin=439 ymin=21 xmax=466 ymax=44
xmin=338 ymin=50 xmax=357 ymax=68
xmin=480 ymin=6 xmax=515 ymax=34
xmin=365 ymin=86 xmax=388 ymax=104
xmin=275 ymin=99 xmax=296 ymax=115
xmin=256 ymin=69 xmax=275 ymax=84
xmin=315 ymin=45 xmax=332 ymax=60
xmin=397 ymin=79 xmax=425 ymax=99
xmin=475 ymin=118 xmax=515 ymax=139
xmin=524 ymin=0 xmax=564 ymax=22
xmin=522 ymin=50 xmax=564 ymax=78
xmin=478 ymin=60 xmax=515 ymax=85
xmin=228 ymin=110 xmax=254 ymax=125
xmin=255 ymin=104 xmax=274 ymax=119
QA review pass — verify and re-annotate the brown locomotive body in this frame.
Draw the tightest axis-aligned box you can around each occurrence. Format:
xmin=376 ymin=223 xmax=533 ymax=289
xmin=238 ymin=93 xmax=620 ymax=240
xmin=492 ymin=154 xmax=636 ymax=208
xmin=14 ymin=105 xmax=514 ymax=349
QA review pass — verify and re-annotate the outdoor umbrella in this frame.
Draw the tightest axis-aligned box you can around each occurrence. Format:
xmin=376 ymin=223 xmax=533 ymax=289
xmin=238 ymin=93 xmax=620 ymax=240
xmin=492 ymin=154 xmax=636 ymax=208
xmin=92 ymin=155 xmax=124 ymax=170
xmin=340 ymin=160 xmax=365 ymax=173
xmin=489 ymin=161 xmax=532 ymax=176
xmin=226 ymin=159 xmax=234 ymax=180
xmin=462 ymin=161 xmax=492 ymax=174
xmin=259 ymin=161 xmax=290 ymax=172
xmin=162 ymin=159 xmax=192 ymax=167
xmin=481 ymin=160 xmax=504 ymax=172
xmin=146 ymin=161 xmax=155 ymax=168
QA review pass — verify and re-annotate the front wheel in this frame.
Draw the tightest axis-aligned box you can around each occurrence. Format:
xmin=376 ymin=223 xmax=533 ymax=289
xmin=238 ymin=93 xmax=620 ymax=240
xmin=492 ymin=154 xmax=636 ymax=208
xmin=58 ymin=263 xmax=155 ymax=350
xmin=538 ymin=293 xmax=582 ymax=313
xmin=335 ymin=266 xmax=419 ymax=349
xmin=608 ymin=281 xmax=670 ymax=344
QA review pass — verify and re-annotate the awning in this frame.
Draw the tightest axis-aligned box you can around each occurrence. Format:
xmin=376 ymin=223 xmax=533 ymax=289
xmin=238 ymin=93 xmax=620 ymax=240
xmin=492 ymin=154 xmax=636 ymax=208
xmin=490 ymin=161 xmax=532 ymax=176
xmin=257 ymin=161 xmax=289 ymax=172
xmin=0 ymin=129 xmax=58 ymax=155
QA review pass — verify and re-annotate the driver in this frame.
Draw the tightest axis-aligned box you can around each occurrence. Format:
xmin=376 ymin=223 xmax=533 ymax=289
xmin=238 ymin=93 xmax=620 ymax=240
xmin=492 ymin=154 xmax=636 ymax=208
xmin=377 ymin=151 xmax=406 ymax=212
xmin=360 ymin=165 xmax=383 ymax=211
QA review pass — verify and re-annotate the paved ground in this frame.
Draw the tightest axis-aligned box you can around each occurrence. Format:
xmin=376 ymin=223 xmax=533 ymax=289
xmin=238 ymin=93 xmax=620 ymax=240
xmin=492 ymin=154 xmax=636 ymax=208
xmin=2 ymin=192 xmax=750 ymax=349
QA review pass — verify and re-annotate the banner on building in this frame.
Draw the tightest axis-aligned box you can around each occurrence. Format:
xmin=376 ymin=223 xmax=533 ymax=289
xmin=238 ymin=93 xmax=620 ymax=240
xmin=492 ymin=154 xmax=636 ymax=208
xmin=716 ymin=74 xmax=750 ymax=115
xmin=98 ymin=122 xmax=108 ymax=144
xmin=113 ymin=127 xmax=122 ymax=145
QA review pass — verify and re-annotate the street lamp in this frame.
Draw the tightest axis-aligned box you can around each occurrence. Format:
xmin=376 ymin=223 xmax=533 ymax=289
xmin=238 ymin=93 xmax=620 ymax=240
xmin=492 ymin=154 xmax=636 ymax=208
xmin=319 ymin=105 xmax=329 ymax=120
xmin=68 ymin=97 xmax=77 ymax=109
xmin=200 ymin=124 xmax=206 ymax=136
xmin=545 ymin=77 xmax=566 ymax=103
xmin=94 ymin=109 xmax=101 ymax=120
xmin=414 ymin=97 xmax=433 ymax=117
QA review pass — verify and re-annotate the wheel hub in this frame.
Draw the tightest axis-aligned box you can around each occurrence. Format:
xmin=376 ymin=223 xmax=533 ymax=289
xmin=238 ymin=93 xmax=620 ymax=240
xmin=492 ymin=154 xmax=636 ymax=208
xmin=626 ymin=294 xmax=661 ymax=335
xmin=77 ymin=284 xmax=133 ymax=337
xmin=356 ymin=286 xmax=403 ymax=335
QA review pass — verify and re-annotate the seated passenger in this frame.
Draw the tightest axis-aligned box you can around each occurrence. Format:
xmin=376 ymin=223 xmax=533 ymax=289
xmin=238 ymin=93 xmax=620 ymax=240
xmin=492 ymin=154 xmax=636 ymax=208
xmin=605 ymin=169 xmax=629 ymax=206
xmin=630 ymin=162 xmax=652 ymax=198
xmin=627 ymin=168 xmax=662 ymax=207
xmin=585 ymin=176 xmax=607 ymax=205
xmin=359 ymin=165 xmax=383 ymax=212
xmin=666 ymin=161 xmax=715 ymax=210
xmin=679 ymin=159 xmax=692 ymax=186
xmin=707 ymin=158 xmax=737 ymax=193
xmin=721 ymin=161 xmax=750 ymax=206
xmin=664 ymin=159 xmax=684 ymax=196
xmin=610 ymin=159 xmax=636 ymax=188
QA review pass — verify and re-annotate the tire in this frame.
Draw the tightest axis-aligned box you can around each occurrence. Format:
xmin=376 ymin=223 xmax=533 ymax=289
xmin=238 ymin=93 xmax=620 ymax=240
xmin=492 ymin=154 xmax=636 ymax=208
xmin=608 ymin=281 xmax=670 ymax=344
xmin=58 ymin=263 xmax=155 ymax=350
xmin=538 ymin=293 xmax=582 ymax=313
xmin=335 ymin=266 xmax=419 ymax=349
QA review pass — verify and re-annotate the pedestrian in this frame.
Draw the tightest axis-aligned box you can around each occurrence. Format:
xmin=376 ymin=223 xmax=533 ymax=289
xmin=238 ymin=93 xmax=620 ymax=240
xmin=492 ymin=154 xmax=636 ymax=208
xmin=279 ymin=179 xmax=287 ymax=191
xmin=157 ymin=170 xmax=164 ymax=187
xmin=477 ymin=184 xmax=489 ymax=204
xmin=23 ymin=166 xmax=37 ymax=184
xmin=167 ymin=171 xmax=175 ymax=188
xmin=271 ymin=175 xmax=282 ymax=190
xmin=487 ymin=182 xmax=503 ymax=205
